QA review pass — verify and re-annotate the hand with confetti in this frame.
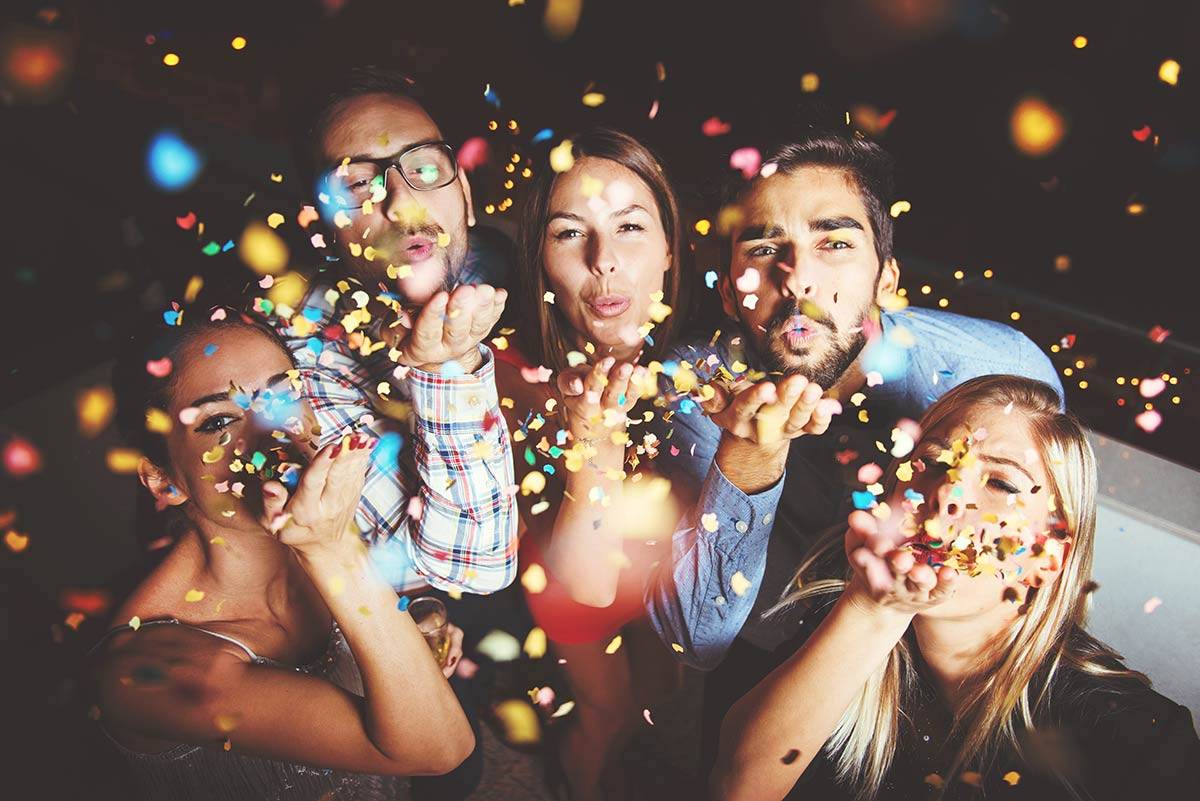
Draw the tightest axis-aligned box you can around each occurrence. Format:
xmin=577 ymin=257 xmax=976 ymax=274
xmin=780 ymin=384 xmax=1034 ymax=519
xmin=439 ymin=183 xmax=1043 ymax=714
xmin=259 ymin=434 xmax=374 ymax=556
xmin=843 ymin=509 xmax=957 ymax=615
xmin=387 ymin=284 xmax=507 ymax=374
xmin=702 ymin=373 xmax=841 ymax=446
xmin=556 ymin=356 xmax=646 ymax=444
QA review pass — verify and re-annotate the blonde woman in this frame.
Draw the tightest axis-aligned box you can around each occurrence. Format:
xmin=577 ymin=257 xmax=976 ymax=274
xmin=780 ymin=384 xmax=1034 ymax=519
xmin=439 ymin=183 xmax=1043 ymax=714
xmin=712 ymin=375 xmax=1199 ymax=801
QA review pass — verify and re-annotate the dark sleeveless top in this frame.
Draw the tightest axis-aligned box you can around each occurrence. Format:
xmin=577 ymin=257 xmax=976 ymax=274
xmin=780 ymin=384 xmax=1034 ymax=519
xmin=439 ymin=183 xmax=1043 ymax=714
xmin=92 ymin=619 xmax=406 ymax=801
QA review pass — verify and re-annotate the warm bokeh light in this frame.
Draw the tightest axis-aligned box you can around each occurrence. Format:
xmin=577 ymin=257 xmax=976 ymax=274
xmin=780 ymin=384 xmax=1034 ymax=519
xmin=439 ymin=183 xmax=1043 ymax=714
xmin=1158 ymin=58 xmax=1180 ymax=86
xmin=162 ymin=52 xmax=180 ymax=66
xmin=1010 ymin=96 xmax=1066 ymax=156
xmin=1073 ymin=35 xmax=1088 ymax=49
xmin=231 ymin=36 xmax=247 ymax=50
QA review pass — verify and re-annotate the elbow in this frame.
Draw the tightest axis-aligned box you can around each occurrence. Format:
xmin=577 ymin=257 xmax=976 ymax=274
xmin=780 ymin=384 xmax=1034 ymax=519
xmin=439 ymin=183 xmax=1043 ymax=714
xmin=405 ymin=725 xmax=475 ymax=776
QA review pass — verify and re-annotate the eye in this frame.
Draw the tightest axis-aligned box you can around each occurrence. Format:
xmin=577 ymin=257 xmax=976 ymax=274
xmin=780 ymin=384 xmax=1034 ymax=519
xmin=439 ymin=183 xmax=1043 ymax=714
xmin=196 ymin=414 xmax=239 ymax=434
xmin=823 ymin=239 xmax=852 ymax=250
xmin=987 ymin=477 xmax=1021 ymax=494
xmin=748 ymin=244 xmax=777 ymax=258
xmin=617 ymin=222 xmax=645 ymax=233
xmin=552 ymin=228 xmax=584 ymax=241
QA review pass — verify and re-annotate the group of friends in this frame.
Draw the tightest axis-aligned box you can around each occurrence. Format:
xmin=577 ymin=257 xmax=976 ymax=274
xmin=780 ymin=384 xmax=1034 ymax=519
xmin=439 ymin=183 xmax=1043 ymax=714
xmin=88 ymin=67 xmax=1199 ymax=801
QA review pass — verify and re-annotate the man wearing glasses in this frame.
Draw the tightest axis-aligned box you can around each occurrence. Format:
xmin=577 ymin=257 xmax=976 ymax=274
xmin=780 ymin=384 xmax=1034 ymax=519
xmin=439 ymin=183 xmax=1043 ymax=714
xmin=278 ymin=66 xmax=518 ymax=603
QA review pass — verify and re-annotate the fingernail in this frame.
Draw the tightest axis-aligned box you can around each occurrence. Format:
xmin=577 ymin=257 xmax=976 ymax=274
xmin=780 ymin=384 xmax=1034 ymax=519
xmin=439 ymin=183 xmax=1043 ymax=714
xmin=331 ymin=444 xmax=343 ymax=458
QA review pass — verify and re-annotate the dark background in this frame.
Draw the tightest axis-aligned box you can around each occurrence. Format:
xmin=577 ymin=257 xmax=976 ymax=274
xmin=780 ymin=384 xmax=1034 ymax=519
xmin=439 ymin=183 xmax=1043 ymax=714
xmin=1 ymin=1 xmax=1197 ymax=796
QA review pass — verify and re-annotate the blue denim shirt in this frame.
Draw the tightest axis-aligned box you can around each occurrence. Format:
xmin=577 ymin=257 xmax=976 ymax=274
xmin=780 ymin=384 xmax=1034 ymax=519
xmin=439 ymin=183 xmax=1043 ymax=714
xmin=644 ymin=307 xmax=1064 ymax=669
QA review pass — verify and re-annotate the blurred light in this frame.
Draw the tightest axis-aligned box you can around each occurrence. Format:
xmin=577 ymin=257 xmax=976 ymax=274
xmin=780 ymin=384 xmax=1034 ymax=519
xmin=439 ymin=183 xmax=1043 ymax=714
xmin=953 ymin=269 xmax=964 ymax=279
xmin=239 ymin=222 xmax=289 ymax=274
xmin=1126 ymin=201 xmax=1146 ymax=216
xmin=581 ymin=92 xmax=606 ymax=107
xmin=1010 ymin=96 xmax=1066 ymax=157
xmin=77 ymin=387 xmax=116 ymax=437
xmin=1010 ymin=311 xmax=1021 ymax=321
xmin=231 ymin=36 xmax=247 ymax=50
xmin=1078 ymin=380 xmax=1089 ymax=389
xmin=920 ymin=284 xmax=932 ymax=295
xmin=543 ymin=0 xmax=583 ymax=42
xmin=983 ymin=269 xmax=994 ymax=278
xmin=3 ymin=437 xmax=41 ymax=477
xmin=937 ymin=298 xmax=949 ymax=308
xmin=146 ymin=130 xmax=203 ymax=191
xmin=1158 ymin=59 xmax=1180 ymax=86
xmin=1073 ymin=35 xmax=1088 ymax=49
xmin=1054 ymin=254 xmax=1071 ymax=272
xmin=1063 ymin=367 xmax=1073 ymax=376
xmin=162 ymin=52 xmax=180 ymax=67
xmin=4 ymin=41 xmax=67 ymax=96
xmin=694 ymin=219 xmax=711 ymax=236
xmin=801 ymin=72 xmax=820 ymax=92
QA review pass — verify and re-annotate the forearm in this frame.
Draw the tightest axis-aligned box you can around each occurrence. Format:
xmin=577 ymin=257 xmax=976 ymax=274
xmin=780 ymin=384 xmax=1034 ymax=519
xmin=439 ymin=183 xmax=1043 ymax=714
xmin=544 ymin=440 xmax=627 ymax=607
xmin=298 ymin=542 xmax=472 ymax=765
xmin=713 ymin=594 xmax=912 ymax=801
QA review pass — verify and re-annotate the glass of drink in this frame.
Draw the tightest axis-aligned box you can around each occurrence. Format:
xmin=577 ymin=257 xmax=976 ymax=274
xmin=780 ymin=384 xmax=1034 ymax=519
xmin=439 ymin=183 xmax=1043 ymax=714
xmin=408 ymin=596 xmax=450 ymax=667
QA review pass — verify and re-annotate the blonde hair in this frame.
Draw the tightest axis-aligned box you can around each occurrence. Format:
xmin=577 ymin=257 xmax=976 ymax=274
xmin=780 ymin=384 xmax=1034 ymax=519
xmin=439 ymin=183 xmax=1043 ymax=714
xmin=769 ymin=375 xmax=1146 ymax=799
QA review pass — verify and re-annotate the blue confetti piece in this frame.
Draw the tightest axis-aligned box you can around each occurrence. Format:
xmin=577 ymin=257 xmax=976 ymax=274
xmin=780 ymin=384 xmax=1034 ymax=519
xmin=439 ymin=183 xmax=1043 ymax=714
xmin=644 ymin=333 xmax=655 ymax=346
xmin=396 ymin=595 xmax=410 ymax=612
xmin=852 ymin=490 xmax=876 ymax=510
xmin=661 ymin=360 xmax=679 ymax=377
xmin=483 ymin=84 xmax=502 ymax=108
xmin=305 ymin=337 xmax=323 ymax=355
xmin=555 ymin=429 xmax=568 ymax=446
xmin=280 ymin=467 xmax=300 ymax=489
xmin=705 ymin=270 xmax=718 ymax=289
xmin=203 ymin=343 xmax=218 ymax=356
xmin=221 ymin=239 xmax=235 ymax=252
xmin=531 ymin=128 xmax=554 ymax=144
xmin=371 ymin=431 xmax=403 ymax=472
xmin=679 ymin=398 xmax=697 ymax=415
xmin=617 ymin=393 xmax=626 ymax=405
xmin=302 ymin=306 xmax=323 ymax=322
xmin=548 ymin=445 xmax=564 ymax=458
xmin=904 ymin=488 xmax=924 ymax=504
xmin=146 ymin=130 xmax=203 ymax=191
xmin=163 ymin=310 xmax=180 ymax=326
xmin=543 ymin=464 xmax=556 ymax=475
xmin=440 ymin=359 xmax=465 ymax=378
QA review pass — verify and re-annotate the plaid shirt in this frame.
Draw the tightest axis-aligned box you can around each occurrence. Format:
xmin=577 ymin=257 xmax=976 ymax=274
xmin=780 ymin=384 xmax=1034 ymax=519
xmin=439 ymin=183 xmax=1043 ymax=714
xmin=271 ymin=233 xmax=517 ymax=594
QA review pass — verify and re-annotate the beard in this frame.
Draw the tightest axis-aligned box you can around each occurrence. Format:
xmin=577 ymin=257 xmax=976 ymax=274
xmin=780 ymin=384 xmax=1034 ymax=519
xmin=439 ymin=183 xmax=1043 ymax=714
xmin=754 ymin=301 xmax=868 ymax=389
xmin=346 ymin=220 xmax=467 ymax=306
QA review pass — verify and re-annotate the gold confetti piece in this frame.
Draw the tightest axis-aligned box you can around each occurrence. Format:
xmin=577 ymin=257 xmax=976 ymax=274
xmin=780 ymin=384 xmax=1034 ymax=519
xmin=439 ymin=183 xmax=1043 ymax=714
xmin=671 ymin=642 xmax=685 ymax=653
xmin=521 ymin=564 xmax=548 ymax=594
xmin=491 ymin=335 xmax=509 ymax=351
xmin=694 ymin=219 xmax=711 ymax=236
xmin=896 ymin=461 xmax=914 ymax=482
xmin=77 ymin=386 xmax=116 ymax=437
xmin=201 ymin=445 xmax=225 ymax=464
xmin=436 ymin=232 xmax=451 ymax=248
xmin=1010 ymin=96 xmax=1066 ymax=157
xmin=184 ymin=274 xmax=204 ymax=303
xmin=530 ymin=499 xmax=551 ymax=515
xmin=328 ymin=575 xmax=346 ymax=596
xmin=549 ymin=139 xmax=575 ymax=173
xmin=889 ymin=200 xmax=911 ymax=218
xmin=477 ymin=629 xmax=522 ymax=662
xmin=960 ymin=771 xmax=982 ymax=787
xmin=162 ymin=52 xmax=180 ymax=67
xmin=924 ymin=774 xmax=944 ymax=788
xmin=581 ymin=91 xmax=606 ymax=107
xmin=800 ymin=72 xmax=820 ymax=92
xmin=269 ymin=172 xmax=284 ymax=183
xmin=730 ymin=571 xmax=752 ymax=596
xmin=4 ymin=530 xmax=29 ymax=553
xmin=755 ymin=403 xmax=788 ymax=444
xmin=107 ymin=448 xmax=143 ymax=474
xmin=1002 ymin=771 xmax=1021 ymax=786
xmin=214 ymin=713 xmax=240 ymax=733
xmin=184 ymin=589 xmax=205 ymax=602
xmin=266 ymin=212 xmax=285 ymax=229
xmin=128 ymin=615 xmax=141 ymax=631
xmin=604 ymin=634 xmax=623 ymax=654
xmin=145 ymin=408 xmax=173 ymax=434
xmin=523 ymin=626 xmax=547 ymax=659
xmin=493 ymin=698 xmax=542 ymax=745
xmin=1072 ymin=35 xmax=1087 ymax=49
xmin=543 ymin=291 xmax=555 ymax=304
xmin=700 ymin=513 xmax=719 ymax=533
xmin=1159 ymin=58 xmax=1180 ymax=86
xmin=520 ymin=471 xmax=547 ymax=495
xmin=239 ymin=222 xmax=289 ymax=275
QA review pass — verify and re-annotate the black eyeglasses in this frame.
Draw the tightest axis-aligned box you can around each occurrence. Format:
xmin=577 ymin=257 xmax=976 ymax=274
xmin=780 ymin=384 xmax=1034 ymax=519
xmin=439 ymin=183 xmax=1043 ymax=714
xmin=322 ymin=141 xmax=458 ymax=211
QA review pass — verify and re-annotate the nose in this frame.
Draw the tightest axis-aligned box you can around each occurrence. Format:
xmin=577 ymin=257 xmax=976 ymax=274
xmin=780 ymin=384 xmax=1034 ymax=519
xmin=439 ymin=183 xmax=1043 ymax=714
xmin=587 ymin=231 xmax=619 ymax=276
xmin=381 ymin=165 xmax=423 ymax=223
xmin=778 ymin=245 xmax=816 ymax=300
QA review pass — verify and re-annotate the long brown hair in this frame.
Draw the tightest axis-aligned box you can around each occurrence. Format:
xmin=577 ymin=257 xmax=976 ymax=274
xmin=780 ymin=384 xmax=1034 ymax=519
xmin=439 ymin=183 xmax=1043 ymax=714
xmin=515 ymin=128 xmax=686 ymax=369
xmin=768 ymin=375 xmax=1148 ymax=799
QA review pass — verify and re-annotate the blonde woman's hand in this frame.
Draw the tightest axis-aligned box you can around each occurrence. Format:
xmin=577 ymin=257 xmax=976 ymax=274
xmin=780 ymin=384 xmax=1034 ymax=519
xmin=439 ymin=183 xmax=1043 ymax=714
xmin=843 ymin=510 xmax=957 ymax=617
xmin=258 ymin=434 xmax=374 ymax=558
xmin=441 ymin=623 xmax=464 ymax=679
xmin=556 ymin=357 xmax=645 ymax=443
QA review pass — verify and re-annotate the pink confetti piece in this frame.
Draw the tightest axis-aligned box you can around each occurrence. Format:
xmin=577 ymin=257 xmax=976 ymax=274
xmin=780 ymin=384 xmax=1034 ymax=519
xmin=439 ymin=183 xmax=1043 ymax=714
xmin=258 ymin=275 xmax=274 ymax=289
xmin=210 ymin=307 xmax=227 ymax=321
xmin=310 ymin=233 xmax=326 ymax=249
xmin=857 ymin=463 xmax=883 ymax=484
xmin=734 ymin=267 xmax=761 ymax=293
xmin=866 ymin=371 xmax=883 ymax=387
xmin=297 ymin=205 xmax=319 ymax=229
xmin=455 ymin=657 xmax=479 ymax=679
xmin=701 ymin=116 xmax=731 ymax=136
xmin=729 ymin=146 xmax=762 ymax=179
xmin=145 ymin=358 xmax=172 ymax=378
xmin=178 ymin=407 xmax=200 ymax=425
xmin=643 ymin=708 xmax=655 ymax=726
xmin=648 ymin=99 xmax=660 ymax=119
xmin=457 ymin=136 xmax=490 ymax=170
xmin=1148 ymin=325 xmax=1171 ymax=343
xmin=1135 ymin=409 xmax=1162 ymax=433
xmin=1139 ymin=377 xmax=1166 ymax=398
xmin=520 ymin=365 xmax=553 ymax=383
xmin=1143 ymin=596 xmax=1162 ymax=614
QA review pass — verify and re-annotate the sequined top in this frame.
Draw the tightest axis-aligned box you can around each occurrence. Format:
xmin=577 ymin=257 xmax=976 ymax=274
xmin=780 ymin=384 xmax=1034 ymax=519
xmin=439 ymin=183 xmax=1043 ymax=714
xmin=94 ymin=618 xmax=406 ymax=801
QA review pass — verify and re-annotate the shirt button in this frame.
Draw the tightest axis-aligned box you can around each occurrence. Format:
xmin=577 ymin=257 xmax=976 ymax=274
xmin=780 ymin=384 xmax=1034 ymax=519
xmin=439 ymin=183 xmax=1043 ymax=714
xmin=735 ymin=520 xmax=749 ymax=533
xmin=763 ymin=513 xmax=773 ymax=525
xmin=714 ymin=595 xmax=726 ymax=606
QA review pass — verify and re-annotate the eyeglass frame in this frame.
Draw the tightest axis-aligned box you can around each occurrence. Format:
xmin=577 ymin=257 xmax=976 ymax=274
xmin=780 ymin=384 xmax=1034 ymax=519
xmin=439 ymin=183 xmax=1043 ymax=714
xmin=320 ymin=140 xmax=459 ymax=211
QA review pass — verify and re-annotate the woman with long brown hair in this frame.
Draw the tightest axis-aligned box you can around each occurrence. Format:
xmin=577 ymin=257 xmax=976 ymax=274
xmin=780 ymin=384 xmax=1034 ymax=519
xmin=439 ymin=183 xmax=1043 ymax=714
xmin=494 ymin=127 xmax=689 ymax=800
xmin=712 ymin=375 xmax=1199 ymax=800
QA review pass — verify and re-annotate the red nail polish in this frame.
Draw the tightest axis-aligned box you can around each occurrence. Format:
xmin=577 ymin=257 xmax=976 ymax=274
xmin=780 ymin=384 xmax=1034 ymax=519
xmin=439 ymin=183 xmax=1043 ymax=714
xmin=331 ymin=444 xmax=343 ymax=458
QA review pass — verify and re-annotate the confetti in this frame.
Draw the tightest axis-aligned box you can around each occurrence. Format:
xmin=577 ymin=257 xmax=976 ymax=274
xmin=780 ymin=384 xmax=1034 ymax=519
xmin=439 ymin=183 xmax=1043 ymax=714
xmin=1147 ymin=325 xmax=1171 ymax=343
xmin=106 ymin=448 xmax=142 ymax=474
xmin=492 ymin=698 xmax=541 ymax=745
xmin=549 ymin=139 xmax=575 ymax=173
xmin=671 ymin=643 xmax=685 ymax=653
xmin=476 ymin=629 xmax=522 ymax=662
xmin=128 ymin=615 xmax=141 ymax=631
xmin=800 ymin=72 xmax=820 ymax=92
xmin=1010 ymin=96 xmax=1066 ymax=156
xmin=1134 ymin=409 xmax=1162 ymax=433
xmin=184 ymin=589 xmax=205 ymax=602
xmin=1002 ymin=771 xmax=1021 ymax=786
xmin=734 ymin=268 xmax=760 ymax=293
xmin=543 ymin=0 xmax=583 ymax=41
xmin=889 ymin=200 xmax=911 ymax=218
xmin=145 ymin=358 xmax=172 ymax=378
xmin=643 ymin=708 xmax=655 ymax=726
xmin=147 ymin=130 xmax=202 ymax=191
xmin=240 ymin=222 xmax=288 ymax=275
xmin=4 ymin=530 xmax=29 ymax=553
xmin=730 ymin=571 xmax=752 ymax=596
xmin=457 ymin=136 xmax=489 ymax=170
xmin=581 ymin=91 xmax=606 ymax=107
xmin=729 ymin=147 xmax=762 ymax=179
xmin=1139 ymin=377 xmax=1166 ymax=398
xmin=1143 ymin=596 xmax=1163 ymax=614
xmin=700 ymin=513 xmax=719 ymax=532
xmin=1158 ymin=58 xmax=1180 ymax=86
xmin=857 ymin=463 xmax=883 ymax=484
xmin=77 ymin=386 xmax=116 ymax=437
xmin=521 ymin=563 xmax=548 ymax=594
xmin=701 ymin=117 xmax=731 ymax=136
xmin=604 ymin=634 xmax=623 ymax=654
xmin=704 ymin=270 xmax=718 ymax=289
xmin=523 ymin=627 xmax=548 ymax=658
xmin=176 ymin=211 xmax=197 ymax=229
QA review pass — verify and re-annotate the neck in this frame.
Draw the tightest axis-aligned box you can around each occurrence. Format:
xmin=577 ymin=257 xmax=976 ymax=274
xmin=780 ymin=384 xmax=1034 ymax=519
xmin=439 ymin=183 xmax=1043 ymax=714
xmin=912 ymin=603 xmax=1019 ymax=710
xmin=830 ymin=355 xmax=867 ymax=401
xmin=188 ymin=512 xmax=299 ymax=619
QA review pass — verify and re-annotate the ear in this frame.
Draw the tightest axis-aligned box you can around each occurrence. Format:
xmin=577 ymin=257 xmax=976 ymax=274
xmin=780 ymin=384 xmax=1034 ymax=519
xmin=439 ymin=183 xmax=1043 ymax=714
xmin=875 ymin=257 xmax=900 ymax=304
xmin=137 ymin=458 xmax=188 ymax=507
xmin=718 ymin=271 xmax=737 ymax=319
xmin=459 ymin=170 xmax=476 ymax=228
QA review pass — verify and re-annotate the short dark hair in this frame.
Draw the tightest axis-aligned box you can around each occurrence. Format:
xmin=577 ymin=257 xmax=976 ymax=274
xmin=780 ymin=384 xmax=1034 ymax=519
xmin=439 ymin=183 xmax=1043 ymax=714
xmin=515 ymin=127 xmax=688 ymax=369
xmin=290 ymin=65 xmax=427 ymax=191
xmin=111 ymin=307 xmax=291 ymax=468
xmin=723 ymin=129 xmax=896 ymax=268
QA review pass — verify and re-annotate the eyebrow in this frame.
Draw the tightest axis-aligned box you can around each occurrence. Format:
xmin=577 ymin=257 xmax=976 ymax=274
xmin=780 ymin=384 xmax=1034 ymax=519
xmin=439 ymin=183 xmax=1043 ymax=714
xmin=547 ymin=203 xmax=652 ymax=225
xmin=735 ymin=216 xmax=865 ymax=243
xmin=187 ymin=372 xmax=292 ymax=410
xmin=926 ymin=437 xmax=1037 ymax=484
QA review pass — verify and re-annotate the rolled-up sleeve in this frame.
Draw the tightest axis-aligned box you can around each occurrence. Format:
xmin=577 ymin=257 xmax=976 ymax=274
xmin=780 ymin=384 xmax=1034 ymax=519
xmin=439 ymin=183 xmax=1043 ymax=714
xmin=645 ymin=459 xmax=784 ymax=670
